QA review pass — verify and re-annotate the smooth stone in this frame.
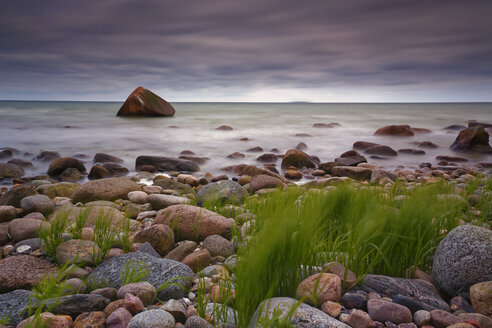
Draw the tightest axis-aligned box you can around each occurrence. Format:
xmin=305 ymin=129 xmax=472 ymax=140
xmin=392 ymin=294 xmax=426 ymax=313
xmin=469 ymin=281 xmax=492 ymax=316
xmin=148 ymin=194 xmax=190 ymax=210
xmin=136 ymin=156 xmax=199 ymax=172
xmin=321 ymin=300 xmax=342 ymax=317
xmin=165 ymin=240 xmax=197 ymax=262
xmin=202 ymin=234 xmax=235 ymax=258
xmin=205 ymin=303 xmax=237 ymax=326
xmin=331 ymin=166 xmax=372 ymax=180
xmin=117 ymin=87 xmax=175 ymax=117
xmin=346 ymin=309 xmax=376 ymax=328
xmin=117 ymin=282 xmax=157 ymax=306
xmin=249 ymin=297 xmax=350 ymax=328
xmin=72 ymin=178 xmax=141 ymax=204
xmin=94 ymin=153 xmax=124 ymax=163
xmin=196 ymin=180 xmax=248 ymax=206
xmin=152 ymin=179 xmax=195 ymax=195
xmin=87 ymin=252 xmax=193 ymax=301
xmin=0 ymin=205 xmax=17 ymax=222
xmin=296 ymin=273 xmax=342 ymax=306
xmin=341 ymin=293 xmax=367 ymax=309
xmin=185 ymin=316 xmax=213 ymax=328
xmin=133 ymin=224 xmax=174 ymax=256
xmin=0 ymin=163 xmax=24 ymax=179
xmin=0 ymin=186 xmax=38 ymax=208
xmin=105 ymin=307 xmax=132 ymax=328
xmin=367 ymin=299 xmax=412 ymax=324
xmin=161 ymin=299 xmax=186 ymax=323
xmin=457 ymin=313 xmax=492 ymax=328
xmin=127 ymin=191 xmax=148 ymax=204
xmin=56 ymin=239 xmax=100 ymax=266
xmin=127 ymin=309 xmax=175 ymax=328
xmin=20 ymin=194 xmax=54 ymax=214
xmin=432 ymin=225 xmax=492 ymax=298
xmin=250 ymin=174 xmax=283 ymax=192
xmin=123 ymin=292 xmax=144 ymax=314
xmin=182 ymin=249 xmax=212 ymax=273
xmin=91 ymin=287 xmax=118 ymax=301
xmin=72 ymin=311 xmax=106 ymax=328
xmin=43 ymin=294 xmax=110 ymax=319
xmin=413 ymin=310 xmax=431 ymax=326
xmin=36 ymin=182 xmax=79 ymax=199
xmin=138 ymin=242 xmax=161 ymax=258
xmin=48 ymin=157 xmax=86 ymax=177
xmin=280 ymin=149 xmax=318 ymax=169
xmin=8 ymin=218 xmax=49 ymax=242
xmin=429 ymin=309 xmax=461 ymax=328
xmin=34 ymin=150 xmax=61 ymax=162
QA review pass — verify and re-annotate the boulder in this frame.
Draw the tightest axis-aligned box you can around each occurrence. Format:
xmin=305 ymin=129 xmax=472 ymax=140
xmin=165 ymin=240 xmax=197 ymax=261
xmin=0 ymin=163 xmax=24 ymax=179
xmin=56 ymin=239 xmax=101 ymax=265
xmin=432 ymin=225 xmax=492 ymax=297
xmin=361 ymin=274 xmax=450 ymax=311
xmin=127 ymin=309 xmax=175 ymax=328
xmin=132 ymin=224 xmax=174 ymax=256
xmin=281 ymin=149 xmax=318 ymax=169
xmin=87 ymin=252 xmax=193 ymax=301
xmin=88 ymin=165 xmax=110 ymax=179
xmin=8 ymin=218 xmax=49 ymax=242
xmin=72 ymin=178 xmax=141 ymax=203
xmin=43 ymin=294 xmax=110 ymax=319
xmin=296 ymin=273 xmax=342 ymax=306
xmin=202 ymin=234 xmax=235 ymax=258
xmin=20 ymin=194 xmax=54 ymax=214
xmin=364 ymin=145 xmax=398 ymax=156
xmin=374 ymin=125 xmax=414 ymax=136
xmin=331 ymin=166 xmax=372 ymax=180
xmin=367 ymin=299 xmax=412 ymax=324
xmin=450 ymin=126 xmax=491 ymax=153
xmin=93 ymin=153 xmax=123 ymax=163
xmin=102 ymin=163 xmax=129 ymax=177
xmin=249 ymin=297 xmax=350 ymax=328
xmin=154 ymin=204 xmax=234 ymax=241
xmin=0 ymin=289 xmax=33 ymax=326
xmin=0 ymin=186 xmax=38 ymax=208
xmin=469 ymin=281 xmax=492 ymax=316
xmin=117 ymin=87 xmax=175 ymax=117
xmin=136 ymin=156 xmax=199 ymax=172
xmin=0 ymin=205 xmax=17 ymax=222
xmin=0 ymin=255 xmax=58 ymax=292
xmin=48 ymin=157 xmax=86 ymax=177
xmin=117 ymin=282 xmax=157 ymax=306
xmin=48 ymin=204 xmax=129 ymax=230
xmin=353 ymin=141 xmax=380 ymax=150
xmin=182 ymin=248 xmax=212 ymax=272
xmin=250 ymin=174 xmax=284 ymax=192
xmin=36 ymin=182 xmax=79 ymax=199
xmin=34 ymin=150 xmax=61 ymax=162
xmin=215 ymin=125 xmax=233 ymax=130
xmin=148 ymin=194 xmax=190 ymax=210
xmin=152 ymin=179 xmax=195 ymax=195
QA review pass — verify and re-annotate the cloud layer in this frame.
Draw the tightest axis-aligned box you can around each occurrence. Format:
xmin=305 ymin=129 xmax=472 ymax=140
xmin=1 ymin=0 xmax=491 ymax=101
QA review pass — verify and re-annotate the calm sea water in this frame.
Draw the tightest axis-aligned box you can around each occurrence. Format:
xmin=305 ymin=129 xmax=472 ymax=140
xmin=0 ymin=101 xmax=491 ymax=178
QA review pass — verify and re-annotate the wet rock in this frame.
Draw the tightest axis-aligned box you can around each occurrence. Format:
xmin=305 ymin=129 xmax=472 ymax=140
xmin=154 ymin=205 xmax=234 ymax=242
xmin=117 ymin=87 xmax=175 ymax=117
xmin=133 ymin=224 xmax=174 ymax=256
xmin=313 ymin=123 xmax=340 ymax=128
xmin=165 ymin=240 xmax=197 ymax=262
xmin=148 ymin=194 xmax=190 ymax=210
xmin=72 ymin=178 xmax=141 ymax=203
xmin=364 ymin=145 xmax=398 ymax=156
xmin=432 ymin=225 xmax=492 ymax=298
xmin=87 ymin=252 xmax=193 ymax=301
xmin=285 ymin=169 xmax=303 ymax=180
xmin=398 ymin=149 xmax=425 ymax=155
xmin=256 ymin=153 xmax=279 ymax=162
xmin=469 ymin=281 xmax=492 ymax=316
xmin=281 ymin=149 xmax=318 ymax=169
xmin=0 ymin=163 xmax=24 ymax=179
xmin=127 ymin=309 xmax=175 ymax=328
xmin=247 ymin=146 xmax=264 ymax=152
xmin=296 ymin=142 xmax=308 ymax=150
xmin=0 ymin=149 xmax=13 ymax=159
xmin=0 ymin=256 xmax=59 ymax=293
xmin=59 ymin=167 xmax=83 ymax=181
xmin=94 ymin=153 xmax=123 ymax=163
xmin=20 ymin=194 xmax=54 ymax=215
xmin=196 ymin=180 xmax=248 ymax=206
xmin=371 ymin=170 xmax=397 ymax=184
xmin=202 ymin=235 xmax=235 ymax=258
xmin=450 ymin=126 xmax=491 ymax=153
xmin=250 ymin=174 xmax=283 ymax=192
xmin=47 ymin=157 xmax=86 ymax=177
xmin=367 ymin=299 xmax=412 ymax=324
xmin=435 ymin=155 xmax=468 ymax=162
xmin=445 ymin=124 xmax=467 ymax=131
xmin=88 ymin=165 xmax=110 ymax=179
xmin=227 ymin=152 xmax=245 ymax=159
xmin=419 ymin=141 xmax=438 ymax=149
xmin=182 ymin=248 xmax=212 ymax=272
xmin=215 ymin=125 xmax=233 ymax=130
xmin=136 ymin=156 xmax=199 ymax=172
xmin=0 ymin=205 xmax=17 ymax=222
xmin=105 ymin=307 xmax=132 ymax=328
xmin=332 ymin=166 xmax=372 ymax=180
xmin=296 ymin=273 xmax=342 ymax=306
xmin=102 ymin=163 xmax=129 ymax=177
xmin=375 ymin=125 xmax=414 ymax=136
xmin=0 ymin=289 xmax=32 ymax=326
xmin=361 ymin=274 xmax=449 ymax=311
xmin=34 ymin=150 xmax=61 ymax=162
xmin=73 ymin=311 xmax=106 ymax=328
xmin=56 ymin=239 xmax=100 ymax=266
xmin=8 ymin=218 xmax=49 ymax=242
xmin=335 ymin=156 xmax=367 ymax=166
xmin=7 ymin=158 xmax=33 ymax=168
xmin=353 ymin=141 xmax=380 ymax=150
xmin=249 ymin=297 xmax=350 ymax=328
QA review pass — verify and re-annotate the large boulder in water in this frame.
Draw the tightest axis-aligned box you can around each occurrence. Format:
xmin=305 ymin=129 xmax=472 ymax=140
xmin=72 ymin=177 xmax=141 ymax=203
xmin=87 ymin=252 xmax=192 ymax=301
xmin=47 ymin=157 xmax=86 ymax=177
xmin=281 ymin=149 xmax=318 ymax=169
xmin=375 ymin=125 xmax=415 ymax=136
xmin=432 ymin=225 xmax=492 ymax=298
xmin=117 ymin=87 xmax=175 ymax=117
xmin=0 ymin=163 xmax=24 ymax=179
xmin=136 ymin=155 xmax=199 ymax=172
xmin=450 ymin=126 xmax=491 ymax=153
xmin=249 ymin=297 xmax=350 ymax=328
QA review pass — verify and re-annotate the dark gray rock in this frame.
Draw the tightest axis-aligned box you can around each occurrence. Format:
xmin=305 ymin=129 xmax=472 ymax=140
xmin=196 ymin=180 xmax=248 ymax=206
xmin=392 ymin=294 xmax=426 ymax=314
xmin=8 ymin=158 xmax=33 ymax=168
xmin=93 ymin=153 xmax=123 ymax=163
xmin=248 ymin=297 xmax=350 ymax=328
xmin=128 ymin=309 xmax=175 ymax=328
xmin=87 ymin=252 xmax=193 ymax=301
xmin=432 ymin=225 xmax=492 ymax=298
xmin=136 ymin=156 xmax=200 ymax=172
xmin=47 ymin=157 xmax=86 ymax=177
xmin=34 ymin=150 xmax=61 ymax=162
xmin=14 ymin=238 xmax=41 ymax=253
xmin=102 ymin=162 xmax=129 ymax=176
xmin=139 ymin=242 xmax=161 ymax=258
xmin=340 ymin=292 xmax=367 ymax=309
xmin=20 ymin=194 xmax=54 ymax=215
xmin=43 ymin=294 xmax=110 ymax=319
xmin=0 ymin=289 xmax=32 ymax=326
xmin=361 ymin=274 xmax=450 ymax=311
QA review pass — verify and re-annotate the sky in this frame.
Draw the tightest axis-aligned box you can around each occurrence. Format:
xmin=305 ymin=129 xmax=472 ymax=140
xmin=0 ymin=0 xmax=491 ymax=102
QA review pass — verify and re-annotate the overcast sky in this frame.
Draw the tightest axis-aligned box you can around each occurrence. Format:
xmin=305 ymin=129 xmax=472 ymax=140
xmin=1 ymin=0 xmax=491 ymax=102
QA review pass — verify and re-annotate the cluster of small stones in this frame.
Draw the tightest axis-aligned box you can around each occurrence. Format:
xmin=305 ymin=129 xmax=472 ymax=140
xmin=0 ymin=123 xmax=491 ymax=328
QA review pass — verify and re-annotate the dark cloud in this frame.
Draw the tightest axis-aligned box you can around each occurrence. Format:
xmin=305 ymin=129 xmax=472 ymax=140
xmin=0 ymin=0 xmax=491 ymax=101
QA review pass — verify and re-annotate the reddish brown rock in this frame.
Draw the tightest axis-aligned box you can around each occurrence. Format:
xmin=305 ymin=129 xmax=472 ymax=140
xmin=450 ymin=126 xmax=491 ymax=153
xmin=117 ymin=87 xmax=175 ymax=117
xmin=250 ymin=174 xmax=284 ymax=192
xmin=132 ymin=224 xmax=174 ymax=256
xmin=48 ymin=157 xmax=86 ymax=177
xmin=117 ymin=282 xmax=157 ymax=307
xmin=375 ymin=125 xmax=415 ymax=136
xmin=364 ymin=145 xmax=398 ymax=156
xmin=227 ymin=152 xmax=245 ymax=159
xmin=104 ymin=299 xmax=125 ymax=316
xmin=182 ymin=249 xmax=212 ymax=272
xmin=8 ymin=218 xmax=49 ymax=242
xmin=123 ymin=293 xmax=144 ymax=314
xmin=281 ymin=149 xmax=318 ymax=169
xmin=296 ymin=273 xmax=342 ymax=306
xmin=0 ymin=255 xmax=58 ymax=292
xmin=256 ymin=153 xmax=278 ymax=163
xmin=105 ymin=307 xmax=132 ymax=328
xmin=73 ymin=311 xmax=106 ymax=328
xmin=353 ymin=141 xmax=380 ymax=150
xmin=412 ymin=128 xmax=432 ymax=134
xmin=154 ymin=204 xmax=234 ymax=241
xmin=285 ymin=169 xmax=302 ymax=180
xmin=367 ymin=299 xmax=412 ymax=324
xmin=347 ymin=309 xmax=376 ymax=328
xmin=429 ymin=309 xmax=461 ymax=328
xmin=215 ymin=125 xmax=233 ymax=131
xmin=435 ymin=155 xmax=468 ymax=162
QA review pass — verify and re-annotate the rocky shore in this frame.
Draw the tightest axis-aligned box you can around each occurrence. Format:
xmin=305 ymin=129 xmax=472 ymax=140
xmin=0 ymin=122 xmax=491 ymax=328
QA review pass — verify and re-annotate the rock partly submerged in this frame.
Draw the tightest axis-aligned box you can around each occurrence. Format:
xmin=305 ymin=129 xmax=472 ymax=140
xmin=117 ymin=87 xmax=175 ymax=117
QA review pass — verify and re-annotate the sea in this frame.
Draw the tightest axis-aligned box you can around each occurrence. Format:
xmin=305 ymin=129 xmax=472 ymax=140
xmin=0 ymin=101 xmax=491 ymax=180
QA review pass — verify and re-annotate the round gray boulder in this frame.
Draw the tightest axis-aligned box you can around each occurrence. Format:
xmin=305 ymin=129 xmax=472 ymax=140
xmin=128 ymin=309 xmax=175 ymax=328
xmin=87 ymin=252 xmax=193 ymax=301
xmin=20 ymin=194 xmax=54 ymax=214
xmin=433 ymin=225 xmax=492 ymax=297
